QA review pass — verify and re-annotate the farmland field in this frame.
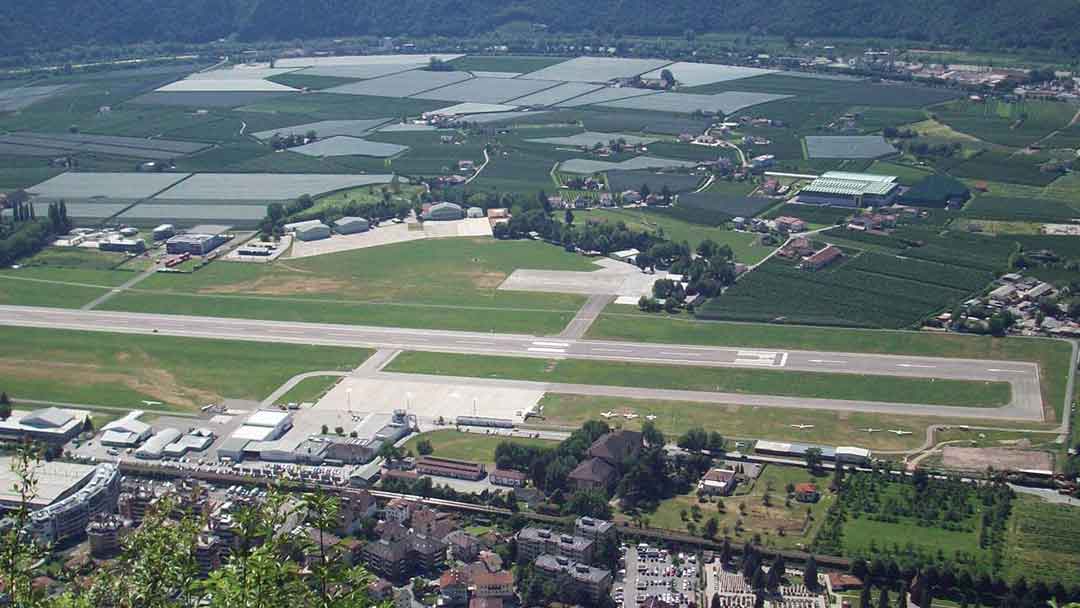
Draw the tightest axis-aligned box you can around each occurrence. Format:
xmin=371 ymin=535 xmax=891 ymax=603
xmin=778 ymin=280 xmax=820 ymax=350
xmin=933 ymin=99 xmax=1076 ymax=147
xmin=0 ymin=326 xmax=370 ymax=410
xmin=386 ymin=351 xmax=1011 ymax=407
xmin=447 ymin=55 xmax=569 ymax=73
xmin=1004 ymin=495 xmax=1080 ymax=586
xmin=101 ymin=238 xmax=591 ymax=334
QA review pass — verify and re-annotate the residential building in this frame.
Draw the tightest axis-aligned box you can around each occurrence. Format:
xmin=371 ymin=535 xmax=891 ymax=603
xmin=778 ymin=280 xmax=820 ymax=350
xmin=337 ymin=490 xmax=377 ymax=535
xmin=533 ymin=554 xmax=613 ymax=604
xmin=801 ymin=245 xmax=843 ymax=271
xmin=567 ymin=457 xmax=617 ymax=492
xmin=588 ymin=430 xmax=643 ymax=463
xmin=383 ymin=497 xmax=417 ymax=523
xmin=698 ymin=468 xmax=738 ymax=495
xmin=489 ymin=468 xmax=526 ymax=487
xmin=516 ymin=527 xmax=596 ymax=563
xmin=773 ymin=216 xmax=807 ymax=233
xmin=470 ymin=570 xmax=514 ymax=598
xmin=86 ymin=514 xmax=126 ymax=558
xmin=412 ymin=506 xmax=457 ymax=539
xmin=445 ymin=530 xmax=481 ymax=562
xmin=439 ymin=569 xmax=471 ymax=607
xmin=29 ymin=463 xmax=121 ymax=545
xmin=416 ymin=456 xmax=486 ymax=481
xmin=795 ymin=483 xmax=820 ymax=503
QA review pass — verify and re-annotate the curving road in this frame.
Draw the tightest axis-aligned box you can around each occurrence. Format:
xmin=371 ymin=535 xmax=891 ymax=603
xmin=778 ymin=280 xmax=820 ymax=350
xmin=0 ymin=305 xmax=1046 ymax=421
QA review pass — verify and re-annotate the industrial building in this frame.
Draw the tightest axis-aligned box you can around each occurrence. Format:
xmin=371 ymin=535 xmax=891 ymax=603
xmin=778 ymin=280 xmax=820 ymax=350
xmin=334 ymin=216 xmax=370 ymax=234
xmin=28 ymin=463 xmax=121 ymax=545
xmin=423 ymin=202 xmax=464 ymax=221
xmin=753 ymin=440 xmax=872 ymax=465
xmin=100 ymin=411 xmax=153 ymax=447
xmin=0 ymin=407 xmax=89 ymax=444
xmin=166 ymin=233 xmax=230 ymax=255
xmin=797 ymin=171 xmax=899 ymax=207
xmin=284 ymin=219 xmax=331 ymax=241
xmin=98 ymin=237 xmax=146 ymax=254
xmin=415 ymin=456 xmax=486 ymax=481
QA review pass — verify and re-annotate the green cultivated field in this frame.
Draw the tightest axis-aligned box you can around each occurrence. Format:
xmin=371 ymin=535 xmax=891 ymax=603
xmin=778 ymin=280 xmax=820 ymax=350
xmin=536 ymin=394 xmax=1038 ymax=451
xmin=387 ymin=351 xmax=1011 ymax=407
xmin=401 ymin=429 xmax=556 ymax=465
xmin=569 ymin=207 xmax=775 ymax=264
xmin=1005 ymin=495 xmax=1080 ymax=586
xmin=0 ymin=326 xmax=370 ymax=410
xmin=933 ymin=98 xmax=1077 ymax=148
xmin=446 ymin=55 xmax=568 ymax=73
xmin=587 ymin=312 xmax=1071 ymax=420
xmin=0 ymin=248 xmax=153 ymax=307
xmin=103 ymin=238 xmax=591 ymax=334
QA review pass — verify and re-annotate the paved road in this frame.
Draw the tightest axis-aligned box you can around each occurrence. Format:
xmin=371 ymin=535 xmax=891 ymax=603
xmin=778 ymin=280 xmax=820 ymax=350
xmin=0 ymin=305 xmax=1045 ymax=421
xmin=557 ymin=294 xmax=614 ymax=339
xmin=81 ymin=262 xmax=161 ymax=311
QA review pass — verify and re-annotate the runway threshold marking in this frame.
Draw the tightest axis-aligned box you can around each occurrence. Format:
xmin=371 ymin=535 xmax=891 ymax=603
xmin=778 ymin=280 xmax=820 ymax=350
xmin=809 ymin=359 xmax=845 ymax=364
xmin=987 ymin=368 xmax=1027 ymax=373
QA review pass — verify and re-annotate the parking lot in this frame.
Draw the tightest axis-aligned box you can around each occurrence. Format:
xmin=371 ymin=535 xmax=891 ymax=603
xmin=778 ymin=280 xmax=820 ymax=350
xmin=615 ymin=543 xmax=699 ymax=608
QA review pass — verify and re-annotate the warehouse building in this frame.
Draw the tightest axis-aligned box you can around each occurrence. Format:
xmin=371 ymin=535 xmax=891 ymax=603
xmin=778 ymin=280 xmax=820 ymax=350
xmin=152 ymin=224 xmax=176 ymax=241
xmin=135 ymin=428 xmax=183 ymax=460
xmin=835 ymin=446 xmax=872 ymax=466
xmin=0 ymin=407 xmax=89 ymax=444
xmin=166 ymin=233 xmax=230 ymax=255
xmin=423 ymin=202 xmax=464 ymax=221
xmin=334 ymin=216 xmax=370 ymax=234
xmin=98 ymin=237 xmax=146 ymax=254
xmin=797 ymin=171 xmax=899 ymax=208
xmin=284 ymin=219 xmax=331 ymax=241
xmin=415 ymin=456 xmax=486 ymax=480
xmin=753 ymin=439 xmax=836 ymax=460
xmin=0 ymin=459 xmax=99 ymax=511
xmin=28 ymin=463 xmax=121 ymax=545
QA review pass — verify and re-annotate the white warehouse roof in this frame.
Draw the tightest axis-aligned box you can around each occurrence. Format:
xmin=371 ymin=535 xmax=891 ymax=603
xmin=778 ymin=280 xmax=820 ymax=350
xmin=246 ymin=409 xmax=291 ymax=427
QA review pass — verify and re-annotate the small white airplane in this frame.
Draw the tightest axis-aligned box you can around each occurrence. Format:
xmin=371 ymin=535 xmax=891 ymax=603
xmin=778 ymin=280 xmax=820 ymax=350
xmin=790 ymin=424 xmax=814 ymax=430
xmin=601 ymin=411 xmax=616 ymax=418
xmin=645 ymin=414 xmax=657 ymax=421
xmin=860 ymin=428 xmax=882 ymax=433
xmin=623 ymin=413 xmax=639 ymax=420
xmin=142 ymin=400 xmax=163 ymax=406
xmin=888 ymin=429 xmax=913 ymax=436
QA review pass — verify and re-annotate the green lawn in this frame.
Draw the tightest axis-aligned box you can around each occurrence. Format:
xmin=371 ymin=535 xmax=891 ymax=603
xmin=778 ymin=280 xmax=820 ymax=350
xmin=586 ymin=309 xmax=1071 ymax=420
xmin=401 ymin=429 xmax=557 ymax=465
xmin=840 ymin=515 xmax=985 ymax=561
xmin=0 ymin=326 xmax=371 ymax=410
xmin=272 ymin=375 xmax=343 ymax=407
xmin=1004 ymin=495 xmax=1080 ymax=586
xmin=102 ymin=238 xmax=592 ymax=334
xmin=535 ymin=394 xmax=1046 ymax=451
xmin=386 ymin=351 xmax=1011 ymax=407
xmin=0 ymin=248 xmax=156 ymax=308
xmin=632 ymin=464 xmax=832 ymax=551
xmin=569 ymin=208 xmax=775 ymax=264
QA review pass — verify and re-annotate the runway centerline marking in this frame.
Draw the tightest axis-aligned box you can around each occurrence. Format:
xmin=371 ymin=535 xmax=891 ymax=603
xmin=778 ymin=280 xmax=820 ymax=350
xmin=532 ymin=341 xmax=570 ymax=347
xmin=809 ymin=359 xmax=845 ymax=364
xmin=897 ymin=363 xmax=935 ymax=368
xmin=528 ymin=347 xmax=567 ymax=354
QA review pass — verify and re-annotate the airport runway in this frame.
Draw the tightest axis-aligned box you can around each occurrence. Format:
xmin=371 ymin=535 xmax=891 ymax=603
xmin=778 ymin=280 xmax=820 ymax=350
xmin=0 ymin=305 xmax=1045 ymax=421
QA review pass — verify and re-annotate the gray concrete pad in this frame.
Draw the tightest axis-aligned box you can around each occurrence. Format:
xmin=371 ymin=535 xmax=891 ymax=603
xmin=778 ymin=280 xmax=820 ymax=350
xmin=315 ymin=375 xmax=542 ymax=422
xmin=498 ymin=258 xmax=667 ymax=297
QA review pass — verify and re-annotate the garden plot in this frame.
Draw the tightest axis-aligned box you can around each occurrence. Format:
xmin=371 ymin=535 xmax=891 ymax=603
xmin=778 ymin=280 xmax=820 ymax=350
xmin=431 ymin=102 xmax=519 ymax=115
xmin=509 ymin=82 xmax=603 ymax=106
xmin=559 ymin=156 xmax=699 ymax=174
xmin=132 ymin=91 xmax=296 ymax=108
xmin=414 ymin=77 xmax=559 ymax=103
xmin=155 ymin=78 xmax=298 ymax=93
xmin=26 ymin=172 xmax=191 ymax=206
xmin=805 ymin=135 xmax=896 ymax=159
xmin=187 ymin=66 xmax=300 ymax=81
xmin=290 ymin=136 xmax=408 ymax=158
xmin=152 ymin=173 xmax=396 ymax=203
xmin=942 ymin=447 xmax=1053 ymax=472
xmin=325 ymin=70 xmax=471 ymax=98
xmin=527 ymin=131 xmax=658 ymax=148
xmin=117 ymin=203 xmax=267 ymax=226
xmin=251 ymin=118 xmax=392 ymax=141
xmin=599 ymin=91 xmax=790 ymax=115
xmin=640 ymin=62 xmax=775 ymax=87
xmin=0 ymin=85 xmax=75 ymax=112
xmin=521 ymin=57 xmax=672 ymax=83
xmin=469 ymin=71 xmax=522 ymax=79
xmin=554 ymin=86 xmax=657 ymax=107
xmin=0 ymin=132 xmax=211 ymax=159
xmin=275 ymin=54 xmax=463 ymax=68
xmin=296 ymin=64 xmax=423 ymax=79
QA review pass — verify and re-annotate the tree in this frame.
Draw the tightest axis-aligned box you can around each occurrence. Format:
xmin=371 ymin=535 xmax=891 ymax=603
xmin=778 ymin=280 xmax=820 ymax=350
xmin=564 ymin=208 xmax=574 ymax=225
xmin=860 ymin=584 xmax=873 ymax=608
xmin=564 ymin=489 xmax=613 ymax=519
xmin=641 ymin=420 xmax=665 ymax=448
xmin=704 ymin=516 xmax=719 ymax=538
xmin=804 ymin=555 xmax=818 ymax=590
xmin=416 ymin=439 xmax=434 ymax=455
xmin=767 ymin=554 xmax=785 ymax=590
xmin=805 ymin=447 xmax=823 ymax=473
xmin=678 ymin=428 xmax=708 ymax=451
xmin=707 ymin=431 xmax=725 ymax=452
xmin=712 ymin=593 xmax=723 ymax=608
xmin=320 ymin=424 xmax=329 ymax=434
xmin=660 ymin=68 xmax=675 ymax=88
xmin=878 ymin=585 xmax=891 ymax=608
xmin=0 ymin=393 xmax=10 ymax=421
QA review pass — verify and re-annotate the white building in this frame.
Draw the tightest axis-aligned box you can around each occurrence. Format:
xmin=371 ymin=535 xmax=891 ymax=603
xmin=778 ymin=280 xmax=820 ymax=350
xmin=100 ymin=411 xmax=153 ymax=447
xmin=334 ymin=217 xmax=370 ymax=234
xmin=135 ymin=428 xmax=183 ymax=460
xmin=0 ymin=408 xmax=89 ymax=444
xmin=28 ymin=463 xmax=120 ymax=545
xmin=283 ymin=219 xmax=331 ymax=241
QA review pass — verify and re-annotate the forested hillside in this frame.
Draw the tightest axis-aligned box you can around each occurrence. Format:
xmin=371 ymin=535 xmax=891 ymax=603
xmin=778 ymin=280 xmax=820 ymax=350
xmin=1 ymin=0 xmax=1079 ymax=55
